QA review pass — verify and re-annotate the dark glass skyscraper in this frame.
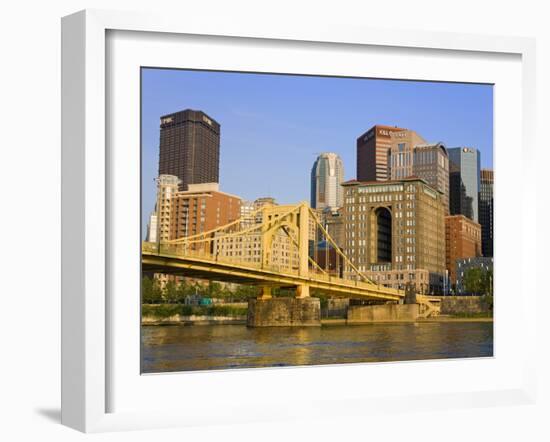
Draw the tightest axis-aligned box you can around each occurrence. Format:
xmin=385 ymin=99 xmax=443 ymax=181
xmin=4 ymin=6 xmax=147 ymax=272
xmin=448 ymin=147 xmax=480 ymax=222
xmin=479 ymin=169 xmax=494 ymax=257
xmin=158 ymin=109 xmax=220 ymax=190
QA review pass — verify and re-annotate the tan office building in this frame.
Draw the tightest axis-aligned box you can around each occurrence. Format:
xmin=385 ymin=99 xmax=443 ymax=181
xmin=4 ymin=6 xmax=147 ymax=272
xmin=214 ymin=198 xmax=316 ymax=272
xmin=445 ymin=215 xmax=482 ymax=287
xmin=214 ymin=230 xmax=299 ymax=272
xmin=341 ymin=177 xmax=446 ymax=293
xmin=388 ymin=131 xmax=450 ymax=214
xmin=413 ymin=143 xmax=450 ymax=214
xmin=388 ymin=130 xmax=427 ymax=179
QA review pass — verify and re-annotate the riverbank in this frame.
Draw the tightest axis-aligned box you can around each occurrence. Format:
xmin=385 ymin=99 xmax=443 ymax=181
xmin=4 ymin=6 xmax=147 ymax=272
xmin=142 ymin=316 xmax=246 ymax=326
xmin=141 ymin=304 xmax=493 ymax=326
xmin=142 ymin=315 xmax=493 ymax=326
xmin=320 ymin=316 xmax=492 ymax=325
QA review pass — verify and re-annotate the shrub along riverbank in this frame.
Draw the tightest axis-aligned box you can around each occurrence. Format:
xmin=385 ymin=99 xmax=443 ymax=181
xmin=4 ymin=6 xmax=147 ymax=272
xmin=142 ymin=303 xmax=248 ymax=319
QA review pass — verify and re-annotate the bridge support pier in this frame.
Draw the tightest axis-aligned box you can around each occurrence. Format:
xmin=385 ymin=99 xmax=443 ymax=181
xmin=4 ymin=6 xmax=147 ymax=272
xmin=247 ymin=297 xmax=320 ymax=327
xmin=258 ymin=286 xmax=273 ymax=300
xmin=295 ymin=284 xmax=310 ymax=298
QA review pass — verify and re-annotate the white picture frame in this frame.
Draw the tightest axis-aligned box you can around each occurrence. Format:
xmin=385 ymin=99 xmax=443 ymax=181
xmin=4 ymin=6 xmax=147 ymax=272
xmin=61 ymin=9 xmax=537 ymax=433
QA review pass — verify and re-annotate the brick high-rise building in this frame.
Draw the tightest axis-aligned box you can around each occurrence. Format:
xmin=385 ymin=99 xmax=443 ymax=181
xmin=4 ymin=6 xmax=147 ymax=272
xmin=479 ymin=169 xmax=494 ymax=257
xmin=169 ymin=183 xmax=241 ymax=248
xmin=445 ymin=215 xmax=482 ymax=288
xmin=357 ymin=125 xmax=406 ymax=182
xmin=158 ymin=109 xmax=220 ymax=191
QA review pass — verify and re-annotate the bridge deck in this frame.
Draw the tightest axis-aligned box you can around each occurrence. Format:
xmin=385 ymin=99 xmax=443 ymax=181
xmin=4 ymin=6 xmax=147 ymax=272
xmin=142 ymin=250 xmax=404 ymax=302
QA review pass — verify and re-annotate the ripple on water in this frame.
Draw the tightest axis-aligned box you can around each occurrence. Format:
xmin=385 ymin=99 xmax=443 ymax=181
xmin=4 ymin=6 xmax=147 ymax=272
xmin=141 ymin=322 xmax=493 ymax=373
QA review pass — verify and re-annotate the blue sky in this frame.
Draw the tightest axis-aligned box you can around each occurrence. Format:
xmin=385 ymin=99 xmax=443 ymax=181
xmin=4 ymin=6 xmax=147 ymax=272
xmin=141 ymin=68 xmax=493 ymax=236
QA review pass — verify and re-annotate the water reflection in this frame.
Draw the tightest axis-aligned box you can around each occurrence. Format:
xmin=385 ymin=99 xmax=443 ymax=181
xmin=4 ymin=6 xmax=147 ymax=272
xmin=141 ymin=322 xmax=493 ymax=373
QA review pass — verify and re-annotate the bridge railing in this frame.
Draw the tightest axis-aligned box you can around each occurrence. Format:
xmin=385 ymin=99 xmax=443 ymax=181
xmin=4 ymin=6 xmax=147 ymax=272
xmin=142 ymin=241 xmax=302 ymax=275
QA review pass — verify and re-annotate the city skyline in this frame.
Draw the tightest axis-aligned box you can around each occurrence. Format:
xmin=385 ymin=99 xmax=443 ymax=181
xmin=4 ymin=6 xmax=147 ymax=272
xmin=142 ymin=68 xmax=493 ymax=238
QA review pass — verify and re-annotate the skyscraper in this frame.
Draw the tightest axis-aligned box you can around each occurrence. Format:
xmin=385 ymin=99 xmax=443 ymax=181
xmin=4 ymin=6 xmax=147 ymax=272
xmin=479 ymin=168 xmax=494 ymax=257
xmin=411 ymin=143 xmax=450 ymax=214
xmin=448 ymin=147 xmax=480 ymax=222
xmin=387 ymin=130 xmax=427 ymax=180
xmin=158 ymin=109 xmax=220 ymax=191
xmin=386 ymin=132 xmax=449 ymax=213
xmin=311 ymin=152 xmax=344 ymax=210
xmin=356 ymin=125 xmax=406 ymax=182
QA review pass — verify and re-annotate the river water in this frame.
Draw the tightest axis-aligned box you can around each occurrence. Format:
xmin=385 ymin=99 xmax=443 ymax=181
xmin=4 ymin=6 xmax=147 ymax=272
xmin=141 ymin=322 xmax=493 ymax=373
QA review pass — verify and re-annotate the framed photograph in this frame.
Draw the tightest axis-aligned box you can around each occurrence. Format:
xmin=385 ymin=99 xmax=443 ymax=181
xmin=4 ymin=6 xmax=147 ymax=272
xmin=61 ymin=9 xmax=537 ymax=432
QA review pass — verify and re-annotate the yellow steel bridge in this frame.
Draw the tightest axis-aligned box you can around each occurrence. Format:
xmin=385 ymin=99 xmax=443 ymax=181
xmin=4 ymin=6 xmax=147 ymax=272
xmin=142 ymin=202 xmax=414 ymax=303
xmin=142 ymin=201 xmax=440 ymax=315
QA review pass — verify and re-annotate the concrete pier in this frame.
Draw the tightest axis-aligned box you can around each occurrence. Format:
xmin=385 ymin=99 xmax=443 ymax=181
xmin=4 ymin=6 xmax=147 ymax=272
xmin=247 ymin=297 xmax=321 ymax=327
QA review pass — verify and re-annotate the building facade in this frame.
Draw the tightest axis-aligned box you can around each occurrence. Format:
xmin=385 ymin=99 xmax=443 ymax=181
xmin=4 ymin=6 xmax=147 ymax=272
xmin=341 ymin=178 xmax=446 ymax=293
xmin=158 ymin=109 xmax=220 ymax=191
xmin=214 ymin=229 xmax=299 ymax=272
xmin=168 ymin=183 xmax=241 ymax=247
xmin=448 ymin=147 xmax=480 ymax=222
xmin=387 ymin=130 xmax=427 ymax=179
xmin=316 ymin=207 xmax=344 ymax=248
xmin=310 ymin=152 xmax=345 ymax=210
xmin=445 ymin=214 xmax=482 ymax=287
xmin=145 ymin=212 xmax=158 ymax=243
xmin=387 ymin=131 xmax=450 ymax=214
xmin=253 ymin=197 xmax=277 ymax=210
xmin=412 ymin=143 xmax=450 ymax=214
xmin=455 ymin=256 xmax=493 ymax=295
xmin=214 ymin=199 xmax=316 ymax=273
xmin=479 ymin=168 xmax=494 ymax=257
xmin=154 ymin=174 xmax=181 ymax=243
xmin=357 ymin=125 xmax=406 ymax=182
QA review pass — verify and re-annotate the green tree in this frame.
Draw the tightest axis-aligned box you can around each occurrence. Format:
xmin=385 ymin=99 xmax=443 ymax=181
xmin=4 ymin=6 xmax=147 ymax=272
xmin=141 ymin=276 xmax=163 ymax=304
xmin=164 ymin=280 xmax=179 ymax=304
xmin=232 ymin=284 xmax=260 ymax=301
xmin=207 ymin=281 xmax=222 ymax=298
xmin=463 ymin=267 xmax=493 ymax=296
xmin=174 ymin=279 xmax=190 ymax=303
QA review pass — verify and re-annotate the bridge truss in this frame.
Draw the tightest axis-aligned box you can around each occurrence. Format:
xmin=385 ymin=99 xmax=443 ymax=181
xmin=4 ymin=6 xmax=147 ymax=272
xmin=142 ymin=202 xmax=413 ymax=303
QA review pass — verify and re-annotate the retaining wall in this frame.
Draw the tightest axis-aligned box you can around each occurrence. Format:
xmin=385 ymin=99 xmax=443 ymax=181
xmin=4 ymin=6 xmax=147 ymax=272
xmin=347 ymin=304 xmax=419 ymax=323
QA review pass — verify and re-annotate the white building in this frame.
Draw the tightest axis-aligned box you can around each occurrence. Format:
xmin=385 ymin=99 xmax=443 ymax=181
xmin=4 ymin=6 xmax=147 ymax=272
xmin=146 ymin=212 xmax=158 ymax=243
xmin=155 ymin=174 xmax=181 ymax=242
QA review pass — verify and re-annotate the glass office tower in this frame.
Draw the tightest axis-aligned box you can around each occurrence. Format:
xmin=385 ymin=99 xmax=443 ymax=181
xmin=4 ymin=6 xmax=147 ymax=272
xmin=479 ymin=168 xmax=494 ymax=257
xmin=448 ymin=147 xmax=480 ymax=223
